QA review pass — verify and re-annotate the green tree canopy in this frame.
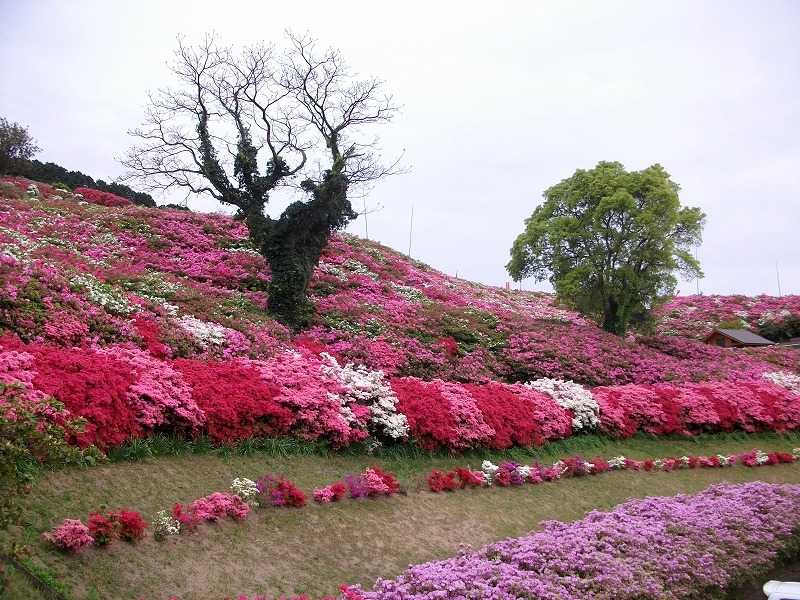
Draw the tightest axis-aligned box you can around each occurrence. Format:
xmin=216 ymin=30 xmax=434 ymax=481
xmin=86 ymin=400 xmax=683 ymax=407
xmin=507 ymin=161 xmax=705 ymax=335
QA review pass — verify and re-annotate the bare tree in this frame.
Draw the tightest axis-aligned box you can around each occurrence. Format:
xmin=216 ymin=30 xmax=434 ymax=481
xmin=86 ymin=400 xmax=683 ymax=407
xmin=122 ymin=33 xmax=398 ymax=328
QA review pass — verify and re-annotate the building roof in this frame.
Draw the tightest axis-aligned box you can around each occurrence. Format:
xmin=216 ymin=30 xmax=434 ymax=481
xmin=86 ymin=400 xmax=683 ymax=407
xmin=707 ymin=328 xmax=775 ymax=346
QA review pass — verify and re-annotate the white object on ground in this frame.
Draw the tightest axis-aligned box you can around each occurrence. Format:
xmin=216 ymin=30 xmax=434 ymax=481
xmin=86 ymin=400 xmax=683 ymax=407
xmin=764 ymin=580 xmax=800 ymax=599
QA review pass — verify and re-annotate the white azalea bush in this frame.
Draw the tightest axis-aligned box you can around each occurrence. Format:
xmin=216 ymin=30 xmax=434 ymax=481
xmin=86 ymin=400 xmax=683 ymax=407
xmin=178 ymin=315 xmax=227 ymax=348
xmin=230 ymin=477 xmax=259 ymax=506
xmin=525 ymin=378 xmax=599 ymax=433
xmin=764 ymin=371 xmax=800 ymax=394
xmin=320 ymin=353 xmax=409 ymax=442
xmin=152 ymin=509 xmax=181 ymax=540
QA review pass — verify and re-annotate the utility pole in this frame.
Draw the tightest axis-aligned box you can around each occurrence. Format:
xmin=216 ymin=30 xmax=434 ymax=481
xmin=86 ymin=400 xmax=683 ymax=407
xmin=408 ymin=203 xmax=414 ymax=258
xmin=363 ymin=198 xmax=369 ymax=240
xmin=776 ymin=261 xmax=783 ymax=297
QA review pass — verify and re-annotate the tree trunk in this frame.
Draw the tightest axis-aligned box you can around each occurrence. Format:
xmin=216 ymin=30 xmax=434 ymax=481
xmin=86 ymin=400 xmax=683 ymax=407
xmin=258 ymin=170 xmax=355 ymax=330
xmin=602 ymin=296 xmax=626 ymax=335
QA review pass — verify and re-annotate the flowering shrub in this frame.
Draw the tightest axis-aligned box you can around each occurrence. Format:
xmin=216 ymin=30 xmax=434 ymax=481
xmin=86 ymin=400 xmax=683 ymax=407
xmin=256 ymin=475 xmax=306 ymax=508
xmin=427 ymin=469 xmax=458 ymax=493
xmin=42 ymin=519 xmax=94 ymax=553
xmin=73 ymin=187 xmax=132 ymax=207
xmin=3 ymin=181 xmax=800 ymax=457
xmin=230 ymin=477 xmax=259 ymax=505
xmin=525 ymin=378 xmax=599 ymax=432
xmin=152 ymin=509 xmax=180 ymax=540
xmin=342 ymin=467 xmax=401 ymax=499
xmin=595 ymin=380 xmax=800 ymax=438
xmin=313 ymin=481 xmax=347 ymax=504
xmin=87 ymin=512 xmax=118 ymax=546
xmin=320 ymin=353 xmax=409 ymax=442
xmin=173 ymin=359 xmax=291 ymax=443
xmin=764 ymin=370 xmax=800 ymax=394
xmin=115 ymin=509 xmax=148 ymax=542
xmin=357 ymin=482 xmax=800 ymax=599
xmin=173 ymin=492 xmax=250 ymax=525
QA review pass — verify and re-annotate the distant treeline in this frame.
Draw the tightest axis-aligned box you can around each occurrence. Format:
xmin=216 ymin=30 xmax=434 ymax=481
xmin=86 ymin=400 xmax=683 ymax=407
xmin=8 ymin=158 xmax=156 ymax=207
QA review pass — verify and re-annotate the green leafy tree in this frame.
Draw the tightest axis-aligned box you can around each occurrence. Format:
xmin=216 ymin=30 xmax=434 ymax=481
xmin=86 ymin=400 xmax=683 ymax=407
xmin=0 ymin=118 xmax=40 ymax=175
xmin=507 ymin=161 xmax=705 ymax=335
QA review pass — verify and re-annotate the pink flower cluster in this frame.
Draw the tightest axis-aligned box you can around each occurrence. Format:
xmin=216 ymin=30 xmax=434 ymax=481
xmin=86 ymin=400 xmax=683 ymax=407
xmin=356 ymin=482 xmax=800 ymax=599
xmin=173 ymin=492 xmax=250 ymax=527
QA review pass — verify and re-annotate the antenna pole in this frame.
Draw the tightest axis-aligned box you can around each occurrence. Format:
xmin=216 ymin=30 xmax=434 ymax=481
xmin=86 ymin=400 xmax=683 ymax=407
xmin=363 ymin=198 xmax=369 ymax=240
xmin=408 ymin=204 xmax=414 ymax=258
xmin=776 ymin=261 xmax=782 ymax=297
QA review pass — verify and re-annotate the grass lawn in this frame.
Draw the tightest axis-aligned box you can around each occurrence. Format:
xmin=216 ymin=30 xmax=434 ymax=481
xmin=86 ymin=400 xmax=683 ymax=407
xmin=6 ymin=431 xmax=800 ymax=600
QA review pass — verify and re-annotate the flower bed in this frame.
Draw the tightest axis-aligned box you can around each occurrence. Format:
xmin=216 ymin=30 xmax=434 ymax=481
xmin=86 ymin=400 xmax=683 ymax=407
xmin=354 ymin=481 xmax=800 ymax=599
xmin=4 ymin=335 xmax=800 ymax=452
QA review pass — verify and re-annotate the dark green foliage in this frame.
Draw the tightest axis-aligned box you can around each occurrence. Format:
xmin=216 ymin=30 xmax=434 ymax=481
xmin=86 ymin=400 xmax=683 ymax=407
xmin=759 ymin=315 xmax=800 ymax=343
xmin=0 ymin=118 xmax=39 ymax=175
xmin=8 ymin=158 xmax=156 ymax=207
xmin=508 ymin=161 xmax=705 ymax=335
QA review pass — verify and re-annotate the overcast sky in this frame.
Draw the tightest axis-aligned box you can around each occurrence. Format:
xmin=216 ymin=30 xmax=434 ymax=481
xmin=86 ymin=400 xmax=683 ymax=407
xmin=1 ymin=0 xmax=798 ymax=296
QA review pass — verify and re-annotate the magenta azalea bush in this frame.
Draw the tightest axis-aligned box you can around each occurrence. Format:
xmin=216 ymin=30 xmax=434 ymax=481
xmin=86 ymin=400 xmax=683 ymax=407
xmin=354 ymin=482 xmax=800 ymax=599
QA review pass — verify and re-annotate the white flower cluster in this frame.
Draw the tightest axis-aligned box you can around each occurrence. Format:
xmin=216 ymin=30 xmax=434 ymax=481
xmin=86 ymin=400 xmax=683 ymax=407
xmin=793 ymin=448 xmax=800 ymax=460
xmin=26 ymin=184 xmax=39 ymax=198
xmin=151 ymin=509 xmax=180 ymax=540
xmin=318 ymin=261 xmax=348 ymax=281
xmin=525 ymin=378 xmax=600 ymax=432
xmin=754 ymin=449 xmax=770 ymax=465
xmin=390 ymin=282 xmax=425 ymax=302
xmin=763 ymin=371 xmax=800 ymax=394
xmin=70 ymin=272 xmax=132 ymax=315
xmin=481 ymin=460 xmax=499 ymax=485
xmin=343 ymin=259 xmax=379 ymax=280
xmin=716 ymin=454 xmax=732 ymax=466
xmin=230 ymin=477 xmax=259 ymax=505
xmin=608 ymin=455 xmax=627 ymax=470
xmin=178 ymin=315 xmax=227 ymax=347
xmin=320 ymin=353 xmax=409 ymax=440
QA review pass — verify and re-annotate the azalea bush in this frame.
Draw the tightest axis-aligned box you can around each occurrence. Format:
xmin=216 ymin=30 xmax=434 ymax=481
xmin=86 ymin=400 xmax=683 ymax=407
xmin=42 ymin=519 xmax=94 ymax=553
xmin=356 ymin=482 xmax=800 ymax=599
xmin=256 ymin=475 xmax=306 ymax=508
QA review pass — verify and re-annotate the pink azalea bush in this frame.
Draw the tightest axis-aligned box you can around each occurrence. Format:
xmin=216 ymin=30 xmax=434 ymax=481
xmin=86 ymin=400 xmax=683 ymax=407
xmin=42 ymin=519 xmax=94 ymax=553
xmin=355 ymin=482 xmax=800 ymax=599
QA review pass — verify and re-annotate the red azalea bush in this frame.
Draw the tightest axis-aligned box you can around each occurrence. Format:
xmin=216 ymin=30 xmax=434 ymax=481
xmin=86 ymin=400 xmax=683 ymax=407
xmin=596 ymin=380 xmax=800 ymax=438
xmin=87 ymin=509 xmax=147 ymax=544
xmin=467 ymin=381 xmax=571 ymax=448
xmin=14 ymin=342 xmax=141 ymax=448
xmin=115 ymin=509 xmax=148 ymax=542
xmin=173 ymin=359 xmax=293 ymax=443
xmin=427 ymin=469 xmax=458 ymax=493
xmin=87 ymin=512 xmax=119 ymax=546
xmin=256 ymin=475 xmax=307 ymax=508
xmin=73 ymin=186 xmax=132 ymax=207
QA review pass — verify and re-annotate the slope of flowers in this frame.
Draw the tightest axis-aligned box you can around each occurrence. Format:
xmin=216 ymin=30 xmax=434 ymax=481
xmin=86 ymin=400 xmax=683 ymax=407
xmin=656 ymin=293 xmax=800 ymax=339
xmin=4 ymin=177 xmax=798 ymax=390
xmin=354 ymin=482 xmax=800 ymax=600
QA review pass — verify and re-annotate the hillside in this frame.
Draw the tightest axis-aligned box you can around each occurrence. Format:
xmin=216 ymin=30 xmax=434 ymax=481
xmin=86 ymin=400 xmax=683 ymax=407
xmin=2 ymin=177 xmax=797 ymax=380
xmin=2 ymin=177 xmax=800 ymax=451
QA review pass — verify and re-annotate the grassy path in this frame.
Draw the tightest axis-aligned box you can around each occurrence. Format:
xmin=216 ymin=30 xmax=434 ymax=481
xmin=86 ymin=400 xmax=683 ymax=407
xmin=7 ymin=432 xmax=800 ymax=600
